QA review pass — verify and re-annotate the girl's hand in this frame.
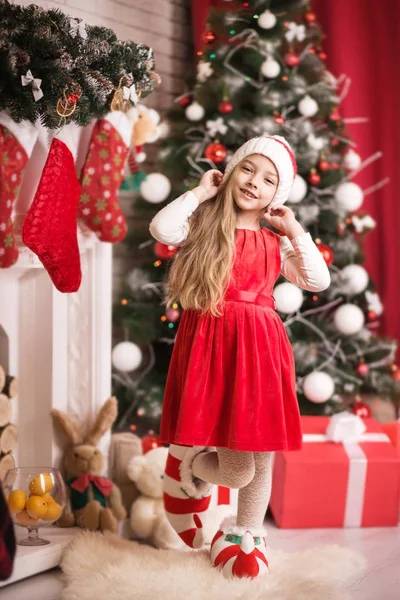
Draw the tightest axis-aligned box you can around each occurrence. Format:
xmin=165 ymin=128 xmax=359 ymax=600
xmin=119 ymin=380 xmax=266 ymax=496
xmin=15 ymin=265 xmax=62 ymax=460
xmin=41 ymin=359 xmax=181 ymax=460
xmin=263 ymin=205 xmax=305 ymax=239
xmin=193 ymin=169 xmax=223 ymax=203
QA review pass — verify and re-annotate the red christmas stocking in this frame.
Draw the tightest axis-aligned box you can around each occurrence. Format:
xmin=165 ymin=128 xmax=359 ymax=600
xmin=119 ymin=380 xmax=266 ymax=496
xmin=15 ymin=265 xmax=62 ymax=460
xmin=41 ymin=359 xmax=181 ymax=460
xmin=78 ymin=112 xmax=132 ymax=243
xmin=0 ymin=112 xmax=38 ymax=268
xmin=22 ymin=123 xmax=82 ymax=293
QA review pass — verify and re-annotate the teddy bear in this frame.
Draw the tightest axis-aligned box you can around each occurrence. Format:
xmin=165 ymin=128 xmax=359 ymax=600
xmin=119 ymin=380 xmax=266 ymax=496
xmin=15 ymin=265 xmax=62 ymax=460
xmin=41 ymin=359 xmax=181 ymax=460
xmin=127 ymin=446 xmax=183 ymax=550
xmin=121 ymin=105 xmax=163 ymax=191
xmin=51 ymin=397 xmax=127 ymax=533
xmin=127 ymin=446 xmax=233 ymax=550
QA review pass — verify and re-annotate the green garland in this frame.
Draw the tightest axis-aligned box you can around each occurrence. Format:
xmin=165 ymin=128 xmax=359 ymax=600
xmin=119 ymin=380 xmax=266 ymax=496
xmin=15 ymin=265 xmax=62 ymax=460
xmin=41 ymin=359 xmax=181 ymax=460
xmin=0 ymin=0 xmax=159 ymax=128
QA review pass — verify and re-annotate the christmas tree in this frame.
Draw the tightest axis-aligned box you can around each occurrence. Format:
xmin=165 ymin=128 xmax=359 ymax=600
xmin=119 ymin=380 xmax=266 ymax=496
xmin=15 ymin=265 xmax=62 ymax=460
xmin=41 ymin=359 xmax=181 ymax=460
xmin=113 ymin=0 xmax=400 ymax=430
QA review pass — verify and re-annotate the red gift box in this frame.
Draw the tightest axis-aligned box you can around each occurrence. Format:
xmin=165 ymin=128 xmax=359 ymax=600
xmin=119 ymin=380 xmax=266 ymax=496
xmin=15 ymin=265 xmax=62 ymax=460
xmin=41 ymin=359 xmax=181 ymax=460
xmin=210 ymin=486 xmax=238 ymax=513
xmin=381 ymin=421 xmax=400 ymax=452
xmin=270 ymin=416 xmax=400 ymax=528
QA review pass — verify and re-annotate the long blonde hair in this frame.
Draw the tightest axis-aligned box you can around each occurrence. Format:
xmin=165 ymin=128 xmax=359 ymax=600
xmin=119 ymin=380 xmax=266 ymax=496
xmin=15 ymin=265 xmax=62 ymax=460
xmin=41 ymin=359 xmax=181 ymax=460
xmin=166 ymin=163 xmax=265 ymax=316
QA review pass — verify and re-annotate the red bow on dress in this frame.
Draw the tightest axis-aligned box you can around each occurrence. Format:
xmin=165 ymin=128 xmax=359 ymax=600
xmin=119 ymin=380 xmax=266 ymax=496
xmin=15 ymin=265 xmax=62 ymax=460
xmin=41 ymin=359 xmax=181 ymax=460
xmin=71 ymin=474 xmax=113 ymax=496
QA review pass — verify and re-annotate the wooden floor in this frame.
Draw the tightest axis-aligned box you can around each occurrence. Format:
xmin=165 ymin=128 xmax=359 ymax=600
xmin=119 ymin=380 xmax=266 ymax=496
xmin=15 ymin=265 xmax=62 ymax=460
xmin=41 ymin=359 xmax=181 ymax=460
xmin=1 ymin=519 xmax=399 ymax=600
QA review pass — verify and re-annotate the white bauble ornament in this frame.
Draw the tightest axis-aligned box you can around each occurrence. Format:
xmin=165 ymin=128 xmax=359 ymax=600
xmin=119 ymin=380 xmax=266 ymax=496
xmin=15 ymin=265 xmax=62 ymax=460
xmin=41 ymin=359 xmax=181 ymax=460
xmin=257 ymin=10 xmax=277 ymax=29
xmin=261 ymin=57 xmax=281 ymax=78
xmin=307 ymin=133 xmax=325 ymax=151
xmin=140 ymin=173 xmax=171 ymax=203
xmin=288 ymin=175 xmax=307 ymax=203
xmin=157 ymin=121 xmax=170 ymax=139
xmin=335 ymin=182 xmax=364 ymax=212
xmin=343 ymin=149 xmax=361 ymax=171
xmin=298 ymin=95 xmax=319 ymax=117
xmin=333 ymin=304 xmax=365 ymax=335
xmin=136 ymin=151 xmax=146 ymax=163
xmin=146 ymin=108 xmax=161 ymax=126
xmin=340 ymin=264 xmax=369 ymax=295
xmin=303 ymin=371 xmax=335 ymax=403
xmin=112 ymin=341 xmax=142 ymax=372
xmin=185 ymin=101 xmax=205 ymax=121
xmin=274 ymin=282 xmax=303 ymax=314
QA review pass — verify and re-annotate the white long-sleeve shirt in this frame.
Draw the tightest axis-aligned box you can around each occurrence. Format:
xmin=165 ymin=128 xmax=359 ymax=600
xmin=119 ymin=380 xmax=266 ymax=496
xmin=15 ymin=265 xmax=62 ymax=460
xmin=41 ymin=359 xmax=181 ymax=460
xmin=149 ymin=191 xmax=331 ymax=293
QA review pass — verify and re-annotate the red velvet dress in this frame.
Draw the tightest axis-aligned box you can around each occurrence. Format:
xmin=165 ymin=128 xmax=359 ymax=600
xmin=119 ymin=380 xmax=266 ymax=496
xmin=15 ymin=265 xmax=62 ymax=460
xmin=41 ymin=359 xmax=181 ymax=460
xmin=160 ymin=227 xmax=302 ymax=452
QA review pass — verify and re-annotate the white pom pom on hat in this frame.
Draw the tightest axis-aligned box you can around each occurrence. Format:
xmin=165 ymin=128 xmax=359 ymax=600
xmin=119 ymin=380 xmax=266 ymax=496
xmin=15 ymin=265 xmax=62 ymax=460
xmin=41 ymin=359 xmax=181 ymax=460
xmin=222 ymin=135 xmax=297 ymax=207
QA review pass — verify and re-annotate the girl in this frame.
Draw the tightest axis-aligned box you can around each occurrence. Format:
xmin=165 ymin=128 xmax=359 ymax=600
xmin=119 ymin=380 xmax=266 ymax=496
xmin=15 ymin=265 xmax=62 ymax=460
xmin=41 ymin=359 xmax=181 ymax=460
xmin=149 ymin=135 xmax=330 ymax=579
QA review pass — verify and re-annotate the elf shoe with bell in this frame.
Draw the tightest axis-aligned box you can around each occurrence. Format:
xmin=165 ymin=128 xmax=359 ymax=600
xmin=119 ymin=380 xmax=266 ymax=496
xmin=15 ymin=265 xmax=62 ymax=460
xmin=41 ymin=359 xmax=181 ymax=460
xmin=163 ymin=444 xmax=214 ymax=549
xmin=210 ymin=516 xmax=269 ymax=579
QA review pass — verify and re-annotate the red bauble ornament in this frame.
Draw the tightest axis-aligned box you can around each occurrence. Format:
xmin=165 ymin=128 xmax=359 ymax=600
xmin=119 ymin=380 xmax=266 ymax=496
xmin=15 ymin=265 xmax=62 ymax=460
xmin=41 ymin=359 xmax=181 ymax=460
xmin=202 ymin=30 xmax=216 ymax=44
xmin=316 ymin=242 xmax=334 ymax=266
xmin=318 ymin=51 xmax=328 ymax=61
xmin=308 ymin=170 xmax=321 ymax=185
xmin=205 ymin=142 xmax=227 ymax=163
xmin=392 ymin=366 xmax=400 ymax=381
xmin=154 ymin=241 xmax=178 ymax=260
xmin=218 ymin=99 xmax=233 ymax=114
xmin=330 ymin=108 xmax=341 ymax=121
xmin=356 ymin=362 xmax=370 ymax=376
xmin=330 ymin=162 xmax=340 ymax=170
xmin=305 ymin=10 xmax=317 ymax=24
xmin=367 ymin=310 xmax=377 ymax=322
xmin=331 ymin=137 xmax=340 ymax=147
xmin=318 ymin=159 xmax=330 ymax=172
xmin=141 ymin=432 xmax=162 ymax=454
xmin=337 ymin=222 xmax=345 ymax=235
xmin=274 ymin=112 xmax=285 ymax=124
xmin=179 ymin=95 xmax=191 ymax=107
xmin=166 ymin=308 xmax=180 ymax=323
xmin=351 ymin=400 xmax=371 ymax=418
xmin=285 ymin=52 xmax=300 ymax=67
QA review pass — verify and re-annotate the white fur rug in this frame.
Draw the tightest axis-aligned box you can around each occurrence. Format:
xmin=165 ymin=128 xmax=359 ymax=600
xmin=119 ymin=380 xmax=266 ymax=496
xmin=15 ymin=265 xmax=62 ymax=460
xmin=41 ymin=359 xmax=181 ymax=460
xmin=60 ymin=531 xmax=366 ymax=600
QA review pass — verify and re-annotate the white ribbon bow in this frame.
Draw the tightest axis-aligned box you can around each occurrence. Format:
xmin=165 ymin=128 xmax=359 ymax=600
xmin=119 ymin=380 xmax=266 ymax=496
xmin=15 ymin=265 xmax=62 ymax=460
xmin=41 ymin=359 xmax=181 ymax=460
xmin=206 ymin=117 xmax=228 ymax=137
xmin=285 ymin=23 xmax=306 ymax=43
xmin=197 ymin=62 xmax=214 ymax=83
xmin=21 ymin=70 xmax=43 ymax=102
xmin=303 ymin=411 xmax=390 ymax=445
xmin=351 ymin=214 xmax=376 ymax=234
xmin=69 ymin=18 xmax=88 ymax=39
xmin=325 ymin=412 xmax=367 ymax=444
xmin=123 ymin=83 xmax=138 ymax=105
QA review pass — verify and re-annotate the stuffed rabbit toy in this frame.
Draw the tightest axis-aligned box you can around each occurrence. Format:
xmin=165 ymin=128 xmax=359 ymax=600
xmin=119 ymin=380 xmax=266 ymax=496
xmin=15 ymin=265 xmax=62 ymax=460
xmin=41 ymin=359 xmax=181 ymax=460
xmin=51 ymin=396 xmax=127 ymax=533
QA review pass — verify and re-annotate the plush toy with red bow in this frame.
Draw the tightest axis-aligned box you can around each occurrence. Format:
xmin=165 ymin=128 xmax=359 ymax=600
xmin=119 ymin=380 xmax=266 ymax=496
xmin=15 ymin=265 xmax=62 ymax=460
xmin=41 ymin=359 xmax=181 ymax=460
xmin=120 ymin=105 xmax=162 ymax=191
xmin=51 ymin=397 xmax=126 ymax=533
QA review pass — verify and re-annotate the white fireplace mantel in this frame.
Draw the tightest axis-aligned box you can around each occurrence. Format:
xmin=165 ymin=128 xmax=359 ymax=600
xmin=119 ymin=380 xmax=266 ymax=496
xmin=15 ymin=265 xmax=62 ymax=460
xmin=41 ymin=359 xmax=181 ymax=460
xmin=1 ymin=230 xmax=113 ymax=469
xmin=0 ymin=231 xmax=113 ymax=587
xmin=0 ymin=117 xmax=114 ymax=587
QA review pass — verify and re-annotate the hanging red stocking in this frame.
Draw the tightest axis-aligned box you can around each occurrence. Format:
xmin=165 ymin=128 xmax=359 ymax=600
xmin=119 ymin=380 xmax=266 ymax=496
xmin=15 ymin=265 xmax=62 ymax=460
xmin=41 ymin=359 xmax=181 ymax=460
xmin=0 ymin=112 xmax=38 ymax=268
xmin=78 ymin=112 xmax=133 ymax=243
xmin=22 ymin=122 xmax=82 ymax=293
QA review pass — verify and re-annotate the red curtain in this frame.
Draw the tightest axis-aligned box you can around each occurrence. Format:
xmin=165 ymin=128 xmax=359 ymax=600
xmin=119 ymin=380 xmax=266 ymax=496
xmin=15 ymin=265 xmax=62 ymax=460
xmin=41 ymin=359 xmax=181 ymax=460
xmin=191 ymin=0 xmax=400 ymax=346
xmin=313 ymin=0 xmax=400 ymax=347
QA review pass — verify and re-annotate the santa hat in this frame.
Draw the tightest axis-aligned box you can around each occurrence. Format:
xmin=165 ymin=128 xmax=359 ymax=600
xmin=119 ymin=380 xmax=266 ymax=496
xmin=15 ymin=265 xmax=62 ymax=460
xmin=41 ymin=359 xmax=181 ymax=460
xmin=222 ymin=135 xmax=297 ymax=207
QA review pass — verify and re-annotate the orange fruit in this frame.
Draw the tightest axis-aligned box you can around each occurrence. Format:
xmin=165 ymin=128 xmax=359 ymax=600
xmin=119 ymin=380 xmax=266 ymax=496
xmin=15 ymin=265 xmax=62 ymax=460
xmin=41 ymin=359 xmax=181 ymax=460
xmin=26 ymin=495 xmax=48 ymax=519
xmin=42 ymin=492 xmax=56 ymax=505
xmin=8 ymin=489 xmax=27 ymax=514
xmin=28 ymin=473 xmax=53 ymax=496
xmin=16 ymin=510 xmax=38 ymax=526
xmin=43 ymin=502 xmax=62 ymax=521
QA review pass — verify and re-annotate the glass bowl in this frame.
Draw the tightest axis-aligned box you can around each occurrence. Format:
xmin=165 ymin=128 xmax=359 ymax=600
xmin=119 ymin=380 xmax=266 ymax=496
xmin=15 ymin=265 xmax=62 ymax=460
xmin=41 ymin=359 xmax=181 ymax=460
xmin=3 ymin=467 xmax=67 ymax=546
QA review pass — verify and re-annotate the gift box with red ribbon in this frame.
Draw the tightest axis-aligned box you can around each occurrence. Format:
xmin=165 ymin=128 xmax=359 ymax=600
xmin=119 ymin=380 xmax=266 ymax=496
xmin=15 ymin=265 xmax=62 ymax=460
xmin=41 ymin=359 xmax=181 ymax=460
xmin=210 ymin=485 xmax=238 ymax=513
xmin=270 ymin=414 xmax=400 ymax=528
